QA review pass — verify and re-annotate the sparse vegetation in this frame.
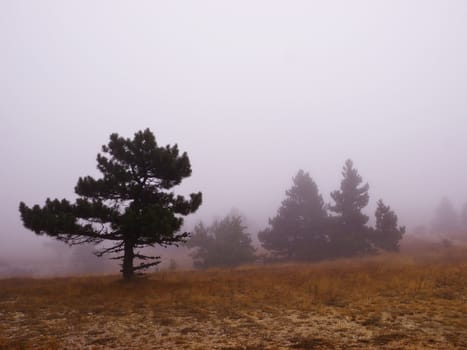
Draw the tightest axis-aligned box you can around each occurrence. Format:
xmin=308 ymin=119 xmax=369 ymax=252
xmin=1 ymin=247 xmax=466 ymax=349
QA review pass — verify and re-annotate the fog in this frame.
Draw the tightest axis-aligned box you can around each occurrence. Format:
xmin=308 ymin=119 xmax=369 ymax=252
xmin=1 ymin=1 xmax=467 ymax=275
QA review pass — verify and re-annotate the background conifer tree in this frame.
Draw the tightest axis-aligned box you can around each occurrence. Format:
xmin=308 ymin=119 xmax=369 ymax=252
xmin=258 ymin=170 xmax=328 ymax=261
xmin=19 ymin=129 xmax=202 ymax=279
xmin=372 ymin=199 xmax=405 ymax=251
xmin=328 ymin=159 xmax=372 ymax=256
xmin=187 ymin=214 xmax=256 ymax=268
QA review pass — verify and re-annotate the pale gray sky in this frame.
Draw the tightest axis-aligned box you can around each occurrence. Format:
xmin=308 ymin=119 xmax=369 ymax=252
xmin=1 ymin=1 xmax=467 ymax=264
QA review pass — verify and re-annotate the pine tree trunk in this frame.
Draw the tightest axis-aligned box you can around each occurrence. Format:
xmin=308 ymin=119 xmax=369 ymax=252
xmin=122 ymin=240 xmax=134 ymax=280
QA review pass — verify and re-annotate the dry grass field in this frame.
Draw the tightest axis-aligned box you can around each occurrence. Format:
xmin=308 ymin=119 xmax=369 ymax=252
xmin=1 ymin=247 xmax=466 ymax=350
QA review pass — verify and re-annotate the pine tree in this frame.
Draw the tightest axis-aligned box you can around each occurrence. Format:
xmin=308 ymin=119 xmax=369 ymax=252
xmin=187 ymin=215 xmax=256 ymax=268
xmin=19 ymin=129 xmax=202 ymax=279
xmin=328 ymin=159 xmax=371 ymax=256
xmin=258 ymin=170 xmax=328 ymax=261
xmin=372 ymin=199 xmax=405 ymax=252
xmin=329 ymin=159 xmax=369 ymax=228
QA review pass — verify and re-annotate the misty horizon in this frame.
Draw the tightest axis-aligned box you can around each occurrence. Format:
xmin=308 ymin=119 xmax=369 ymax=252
xmin=2 ymin=1 xmax=467 ymax=272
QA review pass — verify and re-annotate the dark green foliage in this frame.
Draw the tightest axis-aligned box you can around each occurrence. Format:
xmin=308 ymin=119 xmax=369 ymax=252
xmin=328 ymin=159 xmax=373 ymax=257
xmin=432 ymin=197 xmax=458 ymax=234
xmin=258 ymin=170 xmax=328 ymax=261
xmin=260 ymin=160 xmax=404 ymax=261
xmin=372 ymin=200 xmax=405 ymax=252
xmin=187 ymin=215 xmax=256 ymax=268
xmin=329 ymin=159 xmax=369 ymax=228
xmin=19 ymin=129 xmax=202 ymax=279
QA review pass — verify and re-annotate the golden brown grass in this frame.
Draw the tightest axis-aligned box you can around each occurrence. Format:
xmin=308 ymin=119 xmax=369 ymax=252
xmin=1 ymin=247 xmax=466 ymax=349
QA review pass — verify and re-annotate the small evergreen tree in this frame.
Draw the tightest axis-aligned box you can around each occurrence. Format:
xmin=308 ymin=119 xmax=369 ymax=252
xmin=258 ymin=170 xmax=328 ymax=261
xmin=372 ymin=200 xmax=405 ymax=252
xmin=187 ymin=215 xmax=256 ymax=268
xmin=329 ymin=159 xmax=369 ymax=228
xmin=328 ymin=159 xmax=372 ymax=256
xmin=19 ymin=129 xmax=202 ymax=279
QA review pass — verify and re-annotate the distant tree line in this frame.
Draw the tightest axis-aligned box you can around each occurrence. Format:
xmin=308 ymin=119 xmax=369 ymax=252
xmin=258 ymin=160 xmax=404 ymax=262
xmin=188 ymin=160 xmax=405 ymax=268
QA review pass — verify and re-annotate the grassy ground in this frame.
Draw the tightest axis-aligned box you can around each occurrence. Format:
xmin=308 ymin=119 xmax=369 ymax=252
xmin=0 ymin=247 xmax=466 ymax=349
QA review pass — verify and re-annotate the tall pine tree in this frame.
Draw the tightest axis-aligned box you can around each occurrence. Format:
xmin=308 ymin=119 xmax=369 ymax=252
xmin=328 ymin=159 xmax=372 ymax=257
xmin=19 ymin=129 xmax=202 ymax=279
xmin=258 ymin=170 xmax=328 ymax=261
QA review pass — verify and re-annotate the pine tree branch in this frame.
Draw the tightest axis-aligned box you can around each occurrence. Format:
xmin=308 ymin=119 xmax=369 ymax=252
xmin=132 ymin=260 xmax=161 ymax=271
